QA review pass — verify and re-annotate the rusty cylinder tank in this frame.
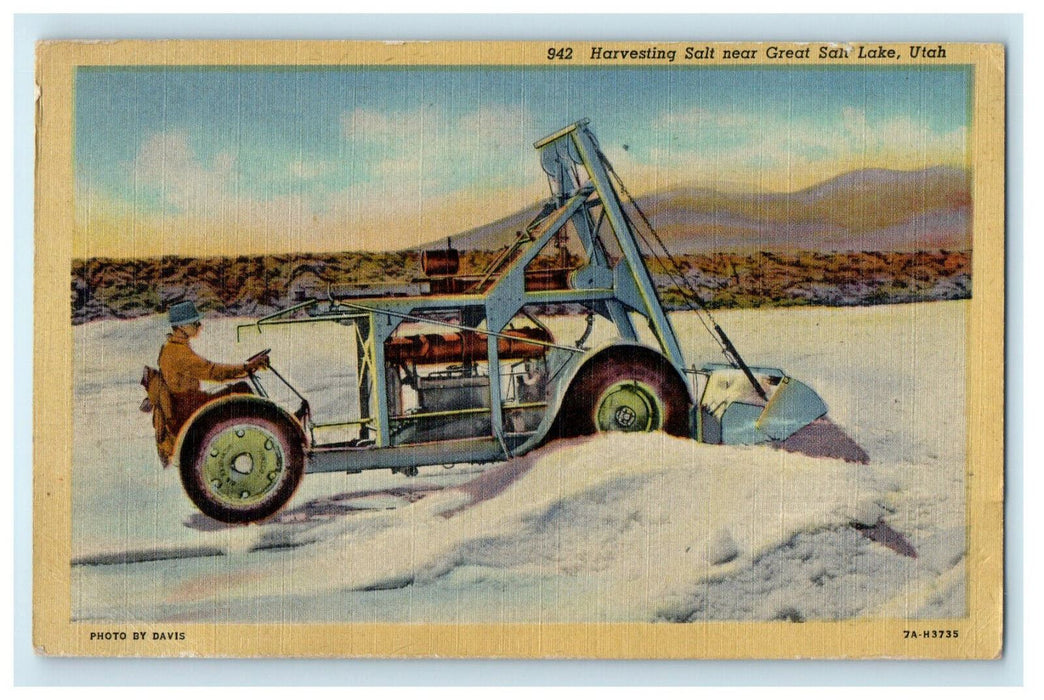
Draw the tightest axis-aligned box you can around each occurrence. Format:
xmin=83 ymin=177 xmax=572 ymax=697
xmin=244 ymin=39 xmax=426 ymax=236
xmin=421 ymin=248 xmax=460 ymax=277
xmin=385 ymin=327 xmax=553 ymax=365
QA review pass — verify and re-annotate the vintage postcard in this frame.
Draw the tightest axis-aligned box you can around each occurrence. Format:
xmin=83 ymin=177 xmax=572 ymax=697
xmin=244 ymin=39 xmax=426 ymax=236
xmin=34 ymin=40 xmax=1004 ymax=658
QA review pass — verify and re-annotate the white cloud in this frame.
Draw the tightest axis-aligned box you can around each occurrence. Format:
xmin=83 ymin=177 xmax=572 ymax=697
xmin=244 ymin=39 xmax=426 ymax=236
xmin=288 ymin=159 xmax=336 ymax=180
xmin=341 ymin=107 xmax=433 ymax=142
xmin=81 ymin=101 xmax=968 ymax=256
xmin=341 ymin=103 xmax=534 ymax=190
xmin=80 ymin=113 xmax=548 ymax=255
xmin=643 ymin=105 xmax=966 ymax=191
xmin=331 ymin=103 xmax=539 ymax=238
xmin=656 ymin=107 xmax=759 ymax=131
xmin=132 ymin=129 xmax=236 ymax=211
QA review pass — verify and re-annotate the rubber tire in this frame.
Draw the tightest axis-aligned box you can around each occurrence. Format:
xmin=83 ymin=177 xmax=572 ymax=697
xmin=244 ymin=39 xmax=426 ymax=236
xmin=180 ymin=411 xmax=304 ymax=524
xmin=556 ymin=351 xmax=690 ymax=438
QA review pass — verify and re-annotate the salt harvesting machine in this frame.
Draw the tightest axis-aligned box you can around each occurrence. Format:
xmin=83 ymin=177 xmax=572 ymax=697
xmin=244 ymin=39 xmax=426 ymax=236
xmin=174 ymin=120 xmax=829 ymax=523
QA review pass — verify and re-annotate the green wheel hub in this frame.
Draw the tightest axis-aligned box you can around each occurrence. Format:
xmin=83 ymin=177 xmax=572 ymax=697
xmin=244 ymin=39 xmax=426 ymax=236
xmin=201 ymin=423 xmax=286 ymax=507
xmin=595 ymin=381 xmax=663 ymax=433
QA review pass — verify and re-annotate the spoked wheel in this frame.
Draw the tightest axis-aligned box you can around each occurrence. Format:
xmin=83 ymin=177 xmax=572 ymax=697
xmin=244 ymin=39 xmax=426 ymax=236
xmin=180 ymin=411 xmax=304 ymax=523
xmin=557 ymin=349 xmax=690 ymax=438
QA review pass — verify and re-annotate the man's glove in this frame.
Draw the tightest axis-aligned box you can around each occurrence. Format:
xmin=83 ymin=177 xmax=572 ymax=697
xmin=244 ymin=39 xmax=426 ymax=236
xmin=244 ymin=352 xmax=270 ymax=373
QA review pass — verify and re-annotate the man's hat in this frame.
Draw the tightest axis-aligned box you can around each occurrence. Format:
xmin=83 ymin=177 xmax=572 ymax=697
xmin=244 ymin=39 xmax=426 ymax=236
xmin=168 ymin=300 xmax=203 ymax=327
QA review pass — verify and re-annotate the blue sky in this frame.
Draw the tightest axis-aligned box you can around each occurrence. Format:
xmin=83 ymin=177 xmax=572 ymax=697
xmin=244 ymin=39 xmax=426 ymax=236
xmin=75 ymin=65 xmax=970 ymax=256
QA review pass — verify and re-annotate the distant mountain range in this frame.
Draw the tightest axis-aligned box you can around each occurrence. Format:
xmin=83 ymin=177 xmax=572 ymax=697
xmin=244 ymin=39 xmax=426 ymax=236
xmin=429 ymin=166 xmax=971 ymax=255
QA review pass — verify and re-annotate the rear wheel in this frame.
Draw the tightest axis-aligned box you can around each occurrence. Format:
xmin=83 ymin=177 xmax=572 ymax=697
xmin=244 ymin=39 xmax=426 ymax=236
xmin=180 ymin=411 xmax=304 ymax=523
xmin=558 ymin=350 xmax=690 ymax=437
xmin=595 ymin=380 xmax=664 ymax=432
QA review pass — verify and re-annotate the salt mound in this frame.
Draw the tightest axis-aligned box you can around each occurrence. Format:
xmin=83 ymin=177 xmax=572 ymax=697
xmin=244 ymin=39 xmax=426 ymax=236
xmin=220 ymin=432 xmax=887 ymax=619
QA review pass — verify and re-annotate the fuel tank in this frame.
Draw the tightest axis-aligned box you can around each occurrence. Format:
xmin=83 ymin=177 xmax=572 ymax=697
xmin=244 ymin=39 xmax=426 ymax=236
xmin=385 ymin=327 xmax=553 ymax=365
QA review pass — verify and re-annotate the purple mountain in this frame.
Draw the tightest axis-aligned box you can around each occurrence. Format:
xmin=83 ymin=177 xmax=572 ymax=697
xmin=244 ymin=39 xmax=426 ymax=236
xmin=428 ymin=166 xmax=970 ymax=254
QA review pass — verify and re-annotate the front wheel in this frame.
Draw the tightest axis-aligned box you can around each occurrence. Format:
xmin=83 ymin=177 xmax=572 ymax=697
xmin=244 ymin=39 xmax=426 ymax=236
xmin=180 ymin=411 xmax=304 ymax=523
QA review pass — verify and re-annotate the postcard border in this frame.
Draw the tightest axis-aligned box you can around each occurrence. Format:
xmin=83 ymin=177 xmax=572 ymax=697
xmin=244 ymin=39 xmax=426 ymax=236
xmin=32 ymin=38 xmax=1006 ymax=661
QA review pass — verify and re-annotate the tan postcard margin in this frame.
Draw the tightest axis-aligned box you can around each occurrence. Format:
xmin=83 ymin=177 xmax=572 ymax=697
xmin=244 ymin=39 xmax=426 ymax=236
xmin=33 ymin=40 xmax=1005 ymax=659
